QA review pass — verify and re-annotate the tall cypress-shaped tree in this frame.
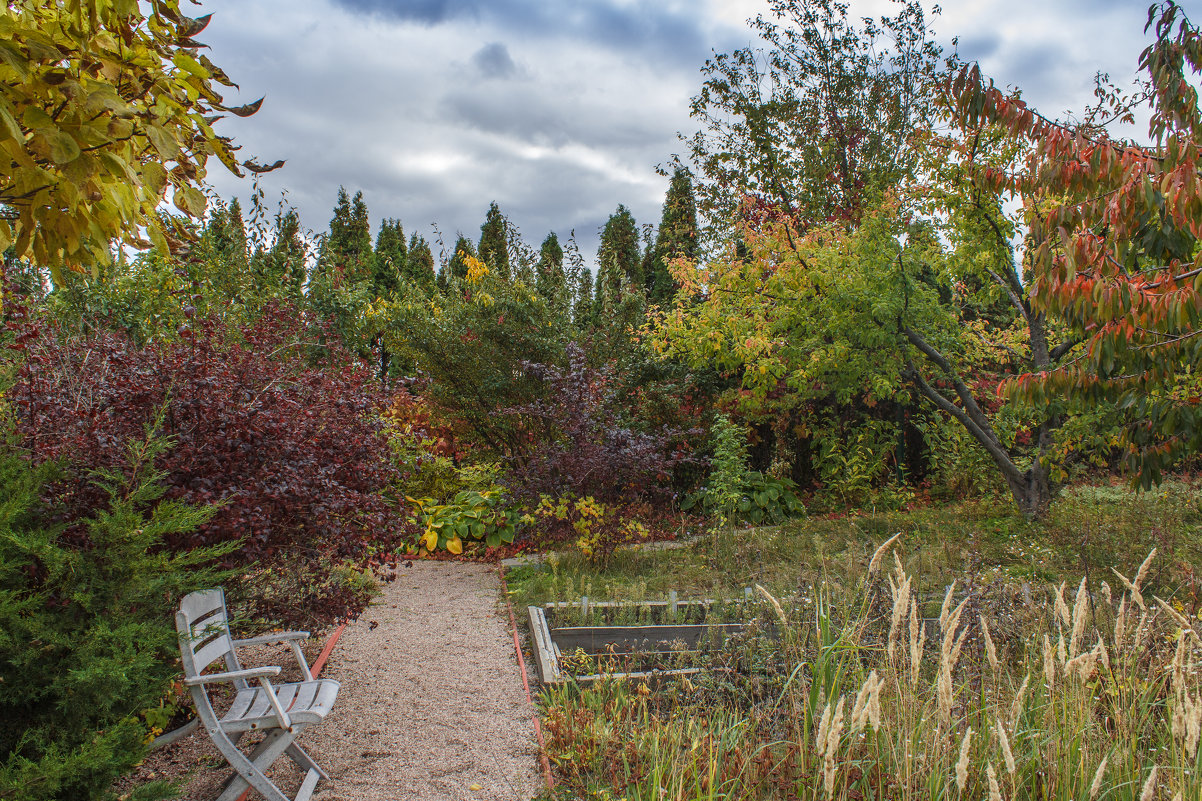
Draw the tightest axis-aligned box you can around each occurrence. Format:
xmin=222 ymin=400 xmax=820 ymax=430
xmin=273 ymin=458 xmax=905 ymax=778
xmin=318 ymin=187 xmax=373 ymax=285
xmin=264 ymin=207 xmax=308 ymax=302
xmin=597 ymin=205 xmax=642 ymax=288
xmin=647 ymin=167 xmax=699 ymax=303
xmin=594 ymin=205 xmax=641 ymax=316
xmin=196 ymin=198 xmax=251 ymax=310
xmin=404 ymin=233 xmax=436 ymax=293
xmin=309 ymin=188 xmax=374 ymax=353
xmin=536 ymin=232 xmax=566 ymax=299
xmin=372 ymin=218 xmax=406 ymax=297
xmin=478 ymin=201 xmax=510 ymax=280
xmin=223 ymin=197 xmax=250 ymax=271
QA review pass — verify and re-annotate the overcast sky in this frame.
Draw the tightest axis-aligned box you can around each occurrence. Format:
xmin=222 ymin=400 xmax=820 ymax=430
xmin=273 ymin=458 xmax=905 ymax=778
xmin=199 ymin=0 xmax=1154 ymax=262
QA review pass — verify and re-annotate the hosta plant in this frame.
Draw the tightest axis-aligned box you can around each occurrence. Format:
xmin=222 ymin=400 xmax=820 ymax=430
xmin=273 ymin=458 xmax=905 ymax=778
xmin=409 ymin=487 xmax=519 ymax=554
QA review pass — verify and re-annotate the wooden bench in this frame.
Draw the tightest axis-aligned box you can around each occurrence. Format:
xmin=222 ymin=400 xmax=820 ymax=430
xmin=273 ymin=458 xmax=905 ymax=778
xmin=175 ymin=588 xmax=340 ymax=801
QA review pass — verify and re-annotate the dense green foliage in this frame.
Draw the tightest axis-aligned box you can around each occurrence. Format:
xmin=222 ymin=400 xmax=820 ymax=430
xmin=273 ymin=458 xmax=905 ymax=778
xmin=0 ymin=418 xmax=229 ymax=801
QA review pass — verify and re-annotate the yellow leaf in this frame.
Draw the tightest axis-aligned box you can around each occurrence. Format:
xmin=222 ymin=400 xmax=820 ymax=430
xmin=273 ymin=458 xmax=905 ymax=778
xmin=447 ymin=536 xmax=463 ymax=555
xmin=470 ymin=784 xmax=482 ymax=791
xmin=422 ymin=530 xmax=438 ymax=551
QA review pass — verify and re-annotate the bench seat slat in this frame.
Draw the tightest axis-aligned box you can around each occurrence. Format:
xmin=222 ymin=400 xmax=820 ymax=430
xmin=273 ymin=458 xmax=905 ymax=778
xmin=220 ymin=680 xmax=340 ymax=732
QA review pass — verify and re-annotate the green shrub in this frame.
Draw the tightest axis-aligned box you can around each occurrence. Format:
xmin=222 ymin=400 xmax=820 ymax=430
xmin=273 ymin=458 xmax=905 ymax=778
xmin=684 ymin=415 xmax=806 ymax=525
xmin=0 ymin=418 xmax=231 ymax=801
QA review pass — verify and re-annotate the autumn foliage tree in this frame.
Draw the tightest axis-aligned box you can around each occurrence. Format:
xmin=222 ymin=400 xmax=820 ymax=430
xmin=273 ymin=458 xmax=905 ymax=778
xmin=948 ymin=1 xmax=1202 ymax=485
xmin=0 ymin=1 xmax=275 ymax=283
xmin=665 ymin=0 xmax=1117 ymax=516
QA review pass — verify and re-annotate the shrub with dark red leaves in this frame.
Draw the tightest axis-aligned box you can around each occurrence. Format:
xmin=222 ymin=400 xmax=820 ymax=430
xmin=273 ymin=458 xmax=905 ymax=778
xmin=503 ymin=343 xmax=698 ymax=504
xmin=10 ymin=301 xmax=412 ymax=623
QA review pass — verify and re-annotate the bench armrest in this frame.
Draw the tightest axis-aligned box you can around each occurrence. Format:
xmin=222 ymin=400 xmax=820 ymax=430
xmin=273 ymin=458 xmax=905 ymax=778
xmin=232 ymin=631 xmax=310 ymax=648
xmin=232 ymin=631 xmax=314 ymax=681
xmin=184 ymin=665 xmax=281 ymax=686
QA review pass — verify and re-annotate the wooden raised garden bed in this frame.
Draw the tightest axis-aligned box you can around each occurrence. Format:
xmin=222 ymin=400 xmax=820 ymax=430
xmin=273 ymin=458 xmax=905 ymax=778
xmin=528 ymin=592 xmax=757 ymax=685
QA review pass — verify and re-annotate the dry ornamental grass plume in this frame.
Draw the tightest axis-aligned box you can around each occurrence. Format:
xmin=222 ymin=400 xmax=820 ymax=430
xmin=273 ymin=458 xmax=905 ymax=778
xmin=755 ymin=584 xmax=788 ymax=625
xmin=937 ymin=592 xmax=967 ymax=722
xmin=888 ymin=563 xmax=912 ymax=663
xmin=994 ymin=719 xmax=1016 ymax=777
xmin=1042 ymin=635 xmax=1057 ymax=690
xmin=955 ymin=728 xmax=973 ymax=792
xmin=1054 ymin=582 xmax=1072 ymax=629
xmin=1070 ymin=577 xmax=1089 ymax=658
xmin=981 ymin=615 xmax=999 ymax=671
xmin=1115 ymin=597 xmax=1128 ymax=649
xmin=1156 ymin=596 xmax=1196 ymax=633
xmin=1089 ymin=755 xmax=1108 ymax=801
xmin=987 ymin=763 xmax=1002 ymax=801
xmin=1140 ymin=765 xmax=1158 ymax=801
xmin=909 ymin=597 xmax=925 ymax=688
xmin=1010 ymin=674 xmax=1029 ymax=729
xmin=1113 ymin=548 xmax=1156 ymax=611
xmin=822 ymin=697 xmax=846 ymax=796
xmin=815 ymin=701 xmax=833 ymax=751
xmin=941 ymin=581 xmax=957 ymax=631
xmin=851 ymin=670 xmax=882 ymax=734
xmin=867 ymin=532 xmax=900 ymax=576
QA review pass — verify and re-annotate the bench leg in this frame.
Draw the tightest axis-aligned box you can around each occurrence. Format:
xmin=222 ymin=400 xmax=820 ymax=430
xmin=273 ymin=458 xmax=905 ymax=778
xmin=214 ymin=727 xmax=301 ymax=801
xmin=286 ymin=742 xmax=329 ymax=781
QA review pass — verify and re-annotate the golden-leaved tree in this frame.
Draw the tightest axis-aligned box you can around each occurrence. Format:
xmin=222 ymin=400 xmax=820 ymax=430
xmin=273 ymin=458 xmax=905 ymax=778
xmin=0 ymin=0 xmax=276 ymax=285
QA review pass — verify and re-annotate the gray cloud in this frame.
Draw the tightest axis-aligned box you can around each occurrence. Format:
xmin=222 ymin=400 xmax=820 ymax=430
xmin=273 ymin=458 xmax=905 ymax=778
xmin=332 ymin=0 xmax=715 ymax=67
xmin=199 ymin=0 xmax=1155 ymax=265
xmin=471 ymin=42 xmax=518 ymax=79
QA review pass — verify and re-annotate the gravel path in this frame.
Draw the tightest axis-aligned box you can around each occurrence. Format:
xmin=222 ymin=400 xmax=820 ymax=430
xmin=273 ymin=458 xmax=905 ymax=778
xmin=129 ymin=561 xmax=543 ymax=801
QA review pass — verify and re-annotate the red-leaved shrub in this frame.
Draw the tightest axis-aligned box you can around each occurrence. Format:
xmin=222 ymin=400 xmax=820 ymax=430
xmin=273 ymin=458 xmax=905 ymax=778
xmin=10 ymin=302 xmax=412 ymax=623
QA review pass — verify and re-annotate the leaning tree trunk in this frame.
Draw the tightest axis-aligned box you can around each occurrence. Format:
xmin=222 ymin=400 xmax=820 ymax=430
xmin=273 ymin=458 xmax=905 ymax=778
xmin=903 ymin=327 xmax=1058 ymax=519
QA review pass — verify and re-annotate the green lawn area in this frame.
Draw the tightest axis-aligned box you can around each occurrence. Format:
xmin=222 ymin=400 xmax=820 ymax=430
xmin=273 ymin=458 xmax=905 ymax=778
xmin=508 ymin=479 xmax=1202 ymax=614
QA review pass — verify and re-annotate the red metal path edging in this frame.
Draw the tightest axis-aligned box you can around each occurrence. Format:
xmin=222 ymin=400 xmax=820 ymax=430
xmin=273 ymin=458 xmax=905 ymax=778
xmin=498 ymin=561 xmax=556 ymax=792
xmin=309 ymin=621 xmax=347 ymax=678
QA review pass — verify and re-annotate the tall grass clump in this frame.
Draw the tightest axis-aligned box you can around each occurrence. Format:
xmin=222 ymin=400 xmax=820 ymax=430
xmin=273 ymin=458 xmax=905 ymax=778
xmin=537 ymin=538 xmax=1201 ymax=800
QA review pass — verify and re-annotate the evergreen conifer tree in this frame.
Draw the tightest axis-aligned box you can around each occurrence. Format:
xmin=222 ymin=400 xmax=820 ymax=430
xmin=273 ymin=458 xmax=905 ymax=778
xmin=372 ymin=218 xmax=406 ymax=297
xmin=196 ymin=198 xmax=250 ymax=308
xmin=478 ymin=201 xmax=510 ymax=280
xmin=266 ymin=207 xmax=308 ymax=301
xmin=448 ymin=235 xmax=477 ymax=282
xmin=405 ymin=233 xmax=436 ymax=293
xmin=536 ymin=232 xmax=566 ymax=300
xmin=318 ymin=187 xmax=373 ymax=285
xmin=222 ymin=197 xmax=250 ymax=271
xmin=597 ymin=205 xmax=642 ymax=290
xmin=646 ymin=167 xmax=699 ymax=303
xmin=593 ymin=205 xmax=641 ymax=317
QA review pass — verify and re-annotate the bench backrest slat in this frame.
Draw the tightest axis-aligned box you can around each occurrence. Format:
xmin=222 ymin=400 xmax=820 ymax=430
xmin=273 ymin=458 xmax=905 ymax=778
xmin=175 ymin=588 xmax=247 ymax=695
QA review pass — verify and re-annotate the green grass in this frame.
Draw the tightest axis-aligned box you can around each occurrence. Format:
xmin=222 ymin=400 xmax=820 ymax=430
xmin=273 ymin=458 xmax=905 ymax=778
xmin=507 ymin=479 xmax=1202 ymax=611
xmin=520 ymin=481 xmax=1202 ymax=801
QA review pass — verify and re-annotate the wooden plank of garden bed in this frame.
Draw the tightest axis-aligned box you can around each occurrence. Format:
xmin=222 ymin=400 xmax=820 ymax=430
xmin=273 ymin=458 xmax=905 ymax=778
xmin=550 ymin=623 xmax=746 ymax=654
xmin=528 ymin=605 xmax=561 ymax=684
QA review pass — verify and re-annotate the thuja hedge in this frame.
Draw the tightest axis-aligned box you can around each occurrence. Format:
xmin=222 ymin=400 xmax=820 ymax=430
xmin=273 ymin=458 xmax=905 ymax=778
xmin=9 ymin=302 xmax=414 ymax=625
